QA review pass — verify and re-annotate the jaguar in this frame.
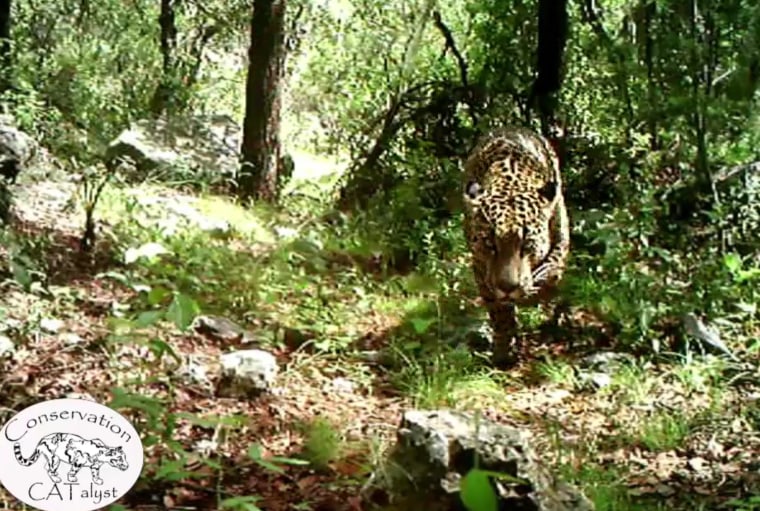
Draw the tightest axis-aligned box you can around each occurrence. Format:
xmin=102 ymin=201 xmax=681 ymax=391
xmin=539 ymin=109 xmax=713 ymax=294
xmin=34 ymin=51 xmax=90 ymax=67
xmin=462 ymin=126 xmax=570 ymax=367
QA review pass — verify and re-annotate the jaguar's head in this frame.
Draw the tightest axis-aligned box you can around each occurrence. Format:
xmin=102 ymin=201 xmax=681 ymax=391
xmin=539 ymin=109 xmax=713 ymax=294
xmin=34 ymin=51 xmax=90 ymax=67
xmin=481 ymin=182 xmax=558 ymax=300
xmin=106 ymin=447 xmax=129 ymax=471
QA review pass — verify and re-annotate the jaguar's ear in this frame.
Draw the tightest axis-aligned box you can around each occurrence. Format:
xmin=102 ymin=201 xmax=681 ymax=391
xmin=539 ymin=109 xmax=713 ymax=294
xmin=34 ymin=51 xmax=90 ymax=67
xmin=538 ymin=181 xmax=558 ymax=202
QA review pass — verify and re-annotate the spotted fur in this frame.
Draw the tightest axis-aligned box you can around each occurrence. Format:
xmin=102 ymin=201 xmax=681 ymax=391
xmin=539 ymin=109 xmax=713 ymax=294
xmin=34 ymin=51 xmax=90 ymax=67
xmin=462 ymin=126 xmax=570 ymax=367
xmin=14 ymin=433 xmax=128 ymax=486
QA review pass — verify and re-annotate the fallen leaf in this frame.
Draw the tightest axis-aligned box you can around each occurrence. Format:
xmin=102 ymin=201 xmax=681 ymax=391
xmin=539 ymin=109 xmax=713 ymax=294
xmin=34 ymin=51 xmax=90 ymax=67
xmin=297 ymin=475 xmax=320 ymax=490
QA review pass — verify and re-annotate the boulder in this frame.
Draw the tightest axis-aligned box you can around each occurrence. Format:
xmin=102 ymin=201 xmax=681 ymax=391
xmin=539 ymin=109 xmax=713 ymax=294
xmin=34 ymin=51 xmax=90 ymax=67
xmin=0 ymin=116 xmax=37 ymax=184
xmin=104 ymin=115 xmax=296 ymax=191
xmin=216 ymin=349 xmax=279 ymax=398
xmin=375 ymin=410 xmax=594 ymax=511
xmin=104 ymin=115 xmax=241 ymax=183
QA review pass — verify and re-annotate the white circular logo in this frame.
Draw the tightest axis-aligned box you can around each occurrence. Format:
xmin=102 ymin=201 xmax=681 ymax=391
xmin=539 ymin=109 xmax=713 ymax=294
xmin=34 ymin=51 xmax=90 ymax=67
xmin=0 ymin=398 xmax=144 ymax=511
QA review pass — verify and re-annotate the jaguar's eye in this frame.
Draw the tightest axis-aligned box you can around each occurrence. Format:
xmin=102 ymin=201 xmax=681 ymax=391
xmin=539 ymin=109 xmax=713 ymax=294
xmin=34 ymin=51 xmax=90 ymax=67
xmin=465 ymin=181 xmax=482 ymax=199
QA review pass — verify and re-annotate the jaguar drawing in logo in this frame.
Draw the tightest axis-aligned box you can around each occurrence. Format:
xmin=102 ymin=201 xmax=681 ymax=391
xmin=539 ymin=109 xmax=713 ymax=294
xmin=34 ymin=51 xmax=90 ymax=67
xmin=0 ymin=398 xmax=144 ymax=511
xmin=13 ymin=432 xmax=129 ymax=486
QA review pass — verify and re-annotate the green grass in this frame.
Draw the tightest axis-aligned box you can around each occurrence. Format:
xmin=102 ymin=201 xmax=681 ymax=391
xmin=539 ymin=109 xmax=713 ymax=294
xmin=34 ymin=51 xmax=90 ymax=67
xmin=299 ymin=417 xmax=344 ymax=471
xmin=572 ymin=465 xmax=667 ymax=511
xmin=533 ymin=358 xmax=578 ymax=387
xmin=389 ymin=346 xmax=504 ymax=409
xmin=635 ymin=411 xmax=693 ymax=451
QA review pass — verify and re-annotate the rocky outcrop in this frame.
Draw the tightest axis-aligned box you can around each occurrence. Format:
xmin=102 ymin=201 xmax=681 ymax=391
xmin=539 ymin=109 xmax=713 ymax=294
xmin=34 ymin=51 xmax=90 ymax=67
xmin=0 ymin=115 xmax=37 ymax=184
xmin=104 ymin=115 xmax=241 ymax=184
xmin=374 ymin=409 xmax=594 ymax=511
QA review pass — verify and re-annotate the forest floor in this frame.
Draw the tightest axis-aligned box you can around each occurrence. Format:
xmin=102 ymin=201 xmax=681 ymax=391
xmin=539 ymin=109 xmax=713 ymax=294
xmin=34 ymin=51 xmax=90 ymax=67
xmin=0 ymin=153 xmax=759 ymax=511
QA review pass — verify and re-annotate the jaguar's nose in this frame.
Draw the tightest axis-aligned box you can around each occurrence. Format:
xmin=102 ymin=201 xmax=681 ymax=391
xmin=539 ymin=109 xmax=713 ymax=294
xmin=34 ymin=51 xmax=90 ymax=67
xmin=495 ymin=282 xmax=521 ymax=300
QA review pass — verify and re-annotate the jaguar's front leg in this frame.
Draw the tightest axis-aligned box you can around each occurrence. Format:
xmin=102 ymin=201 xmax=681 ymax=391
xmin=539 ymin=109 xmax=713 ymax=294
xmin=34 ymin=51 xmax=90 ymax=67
xmin=533 ymin=195 xmax=570 ymax=286
xmin=485 ymin=298 xmax=519 ymax=368
xmin=471 ymin=257 xmax=520 ymax=368
xmin=67 ymin=463 xmax=83 ymax=483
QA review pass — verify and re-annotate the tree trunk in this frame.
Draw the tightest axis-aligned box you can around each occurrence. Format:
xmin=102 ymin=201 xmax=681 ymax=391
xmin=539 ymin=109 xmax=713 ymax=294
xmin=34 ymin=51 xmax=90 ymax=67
xmin=239 ymin=0 xmax=286 ymax=204
xmin=0 ymin=0 xmax=11 ymax=95
xmin=530 ymin=0 xmax=568 ymax=136
xmin=641 ymin=0 xmax=658 ymax=150
xmin=150 ymin=0 xmax=178 ymax=116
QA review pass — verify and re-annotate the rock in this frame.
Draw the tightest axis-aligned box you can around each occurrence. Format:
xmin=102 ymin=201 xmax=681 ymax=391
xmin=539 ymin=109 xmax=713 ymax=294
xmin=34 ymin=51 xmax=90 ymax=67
xmin=217 ymin=349 xmax=278 ymax=398
xmin=576 ymin=352 xmax=634 ymax=390
xmin=376 ymin=410 xmax=593 ymax=511
xmin=682 ymin=313 xmax=738 ymax=361
xmin=103 ymin=115 xmax=241 ymax=184
xmin=176 ymin=354 xmax=214 ymax=392
xmin=578 ymin=351 xmax=634 ymax=375
xmin=39 ymin=317 xmax=64 ymax=334
xmin=580 ymin=372 xmax=612 ymax=389
xmin=103 ymin=115 xmax=295 ymax=190
xmin=0 ymin=119 xmax=37 ymax=184
xmin=0 ymin=335 xmax=15 ymax=357
xmin=60 ymin=332 xmax=86 ymax=346
xmin=104 ymin=126 xmax=180 ymax=176
xmin=329 ymin=377 xmax=356 ymax=394
xmin=193 ymin=315 xmax=257 ymax=346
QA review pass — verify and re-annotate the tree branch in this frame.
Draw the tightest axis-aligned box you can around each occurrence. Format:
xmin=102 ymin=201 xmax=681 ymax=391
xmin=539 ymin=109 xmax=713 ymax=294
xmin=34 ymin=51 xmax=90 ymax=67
xmin=432 ymin=11 xmax=468 ymax=88
xmin=715 ymin=161 xmax=760 ymax=183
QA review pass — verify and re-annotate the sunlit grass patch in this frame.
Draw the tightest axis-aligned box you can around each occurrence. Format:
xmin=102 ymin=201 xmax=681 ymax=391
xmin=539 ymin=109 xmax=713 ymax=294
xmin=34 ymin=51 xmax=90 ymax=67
xmin=389 ymin=346 xmax=501 ymax=408
xmin=634 ymin=410 xmax=693 ymax=451
xmin=567 ymin=464 xmax=665 ymax=511
xmin=667 ymin=356 xmax=727 ymax=393
xmin=533 ymin=358 xmax=579 ymax=387
xmin=600 ymin=363 xmax=658 ymax=405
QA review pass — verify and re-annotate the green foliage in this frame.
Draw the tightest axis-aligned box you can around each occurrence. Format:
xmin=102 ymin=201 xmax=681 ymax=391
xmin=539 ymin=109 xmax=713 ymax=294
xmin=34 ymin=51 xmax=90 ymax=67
xmin=248 ymin=444 xmax=310 ymax=474
xmin=634 ymin=411 xmax=693 ymax=452
xmin=3 ymin=0 xmax=250 ymax=162
xmin=298 ymin=417 xmax=343 ymax=471
xmin=726 ymin=497 xmax=760 ymax=511
xmin=460 ymin=469 xmax=498 ymax=511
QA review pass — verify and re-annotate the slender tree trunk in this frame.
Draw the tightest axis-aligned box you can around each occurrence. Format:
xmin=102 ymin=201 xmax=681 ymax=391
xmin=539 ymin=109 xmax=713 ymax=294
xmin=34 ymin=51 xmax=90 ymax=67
xmin=150 ymin=0 xmax=178 ymax=116
xmin=641 ymin=0 xmax=658 ymax=149
xmin=0 ymin=0 xmax=11 ymax=95
xmin=239 ymin=0 xmax=286 ymax=204
xmin=690 ymin=0 xmax=710 ymax=189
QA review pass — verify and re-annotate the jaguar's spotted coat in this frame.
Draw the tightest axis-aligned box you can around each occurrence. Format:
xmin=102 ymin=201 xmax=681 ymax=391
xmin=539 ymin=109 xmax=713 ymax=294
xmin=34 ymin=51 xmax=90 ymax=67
xmin=462 ymin=126 xmax=570 ymax=367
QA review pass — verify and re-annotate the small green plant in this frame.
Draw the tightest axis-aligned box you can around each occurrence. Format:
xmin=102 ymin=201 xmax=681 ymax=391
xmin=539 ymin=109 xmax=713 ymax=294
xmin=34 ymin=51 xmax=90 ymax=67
xmin=219 ymin=495 xmax=264 ymax=511
xmin=534 ymin=358 xmax=578 ymax=387
xmin=669 ymin=357 xmax=726 ymax=393
xmin=725 ymin=496 xmax=760 ymax=511
xmin=74 ymin=163 xmax=114 ymax=251
xmin=723 ymin=253 xmax=760 ymax=284
xmin=300 ymin=417 xmax=343 ymax=471
xmin=460 ymin=469 xmax=499 ymax=511
xmin=391 ymin=347 xmax=492 ymax=408
xmin=636 ymin=411 xmax=692 ymax=452
xmin=605 ymin=364 xmax=656 ymax=405
xmin=565 ymin=463 xmax=663 ymax=511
